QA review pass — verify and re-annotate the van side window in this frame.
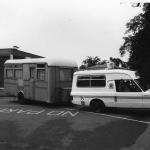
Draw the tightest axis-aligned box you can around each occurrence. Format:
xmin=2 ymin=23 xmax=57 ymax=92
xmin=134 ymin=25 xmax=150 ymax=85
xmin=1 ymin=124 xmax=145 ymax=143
xmin=115 ymin=79 xmax=141 ymax=92
xmin=77 ymin=75 xmax=106 ymax=87
xmin=37 ymin=64 xmax=45 ymax=80
xmin=91 ymin=75 xmax=106 ymax=87
xmin=77 ymin=76 xmax=90 ymax=87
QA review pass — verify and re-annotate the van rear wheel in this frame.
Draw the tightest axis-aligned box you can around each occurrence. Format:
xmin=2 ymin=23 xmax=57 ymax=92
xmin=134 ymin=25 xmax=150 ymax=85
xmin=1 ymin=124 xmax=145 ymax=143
xmin=90 ymin=99 xmax=105 ymax=112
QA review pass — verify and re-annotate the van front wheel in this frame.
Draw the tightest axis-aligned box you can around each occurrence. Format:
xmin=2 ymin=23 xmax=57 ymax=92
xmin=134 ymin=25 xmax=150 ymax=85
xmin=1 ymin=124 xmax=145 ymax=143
xmin=90 ymin=99 xmax=105 ymax=112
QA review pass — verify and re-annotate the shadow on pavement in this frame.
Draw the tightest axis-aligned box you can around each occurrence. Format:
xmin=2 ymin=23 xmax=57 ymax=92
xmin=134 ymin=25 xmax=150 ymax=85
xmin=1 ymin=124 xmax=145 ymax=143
xmin=8 ymin=98 xmax=74 ymax=109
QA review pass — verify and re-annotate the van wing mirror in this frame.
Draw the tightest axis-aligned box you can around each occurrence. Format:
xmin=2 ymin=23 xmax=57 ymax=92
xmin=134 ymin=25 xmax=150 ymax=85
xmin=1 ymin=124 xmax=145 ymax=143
xmin=146 ymin=89 xmax=150 ymax=92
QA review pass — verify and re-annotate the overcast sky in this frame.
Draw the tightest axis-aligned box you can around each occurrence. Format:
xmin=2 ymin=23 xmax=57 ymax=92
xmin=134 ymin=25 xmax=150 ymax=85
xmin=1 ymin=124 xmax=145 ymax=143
xmin=0 ymin=0 xmax=142 ymax=65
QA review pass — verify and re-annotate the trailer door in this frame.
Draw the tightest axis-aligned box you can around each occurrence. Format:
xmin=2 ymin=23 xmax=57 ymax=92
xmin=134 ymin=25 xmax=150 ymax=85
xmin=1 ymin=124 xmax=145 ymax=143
xmin=29 ymin=67 xmax=36 ymax=100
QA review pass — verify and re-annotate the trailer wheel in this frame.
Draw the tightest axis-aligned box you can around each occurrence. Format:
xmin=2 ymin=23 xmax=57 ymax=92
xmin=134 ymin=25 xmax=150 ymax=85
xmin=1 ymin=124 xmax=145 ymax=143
xmin=17 ymin=92 xmax=25 ymax=104
xmin=90 ymin=99 xmax=105 ymax=112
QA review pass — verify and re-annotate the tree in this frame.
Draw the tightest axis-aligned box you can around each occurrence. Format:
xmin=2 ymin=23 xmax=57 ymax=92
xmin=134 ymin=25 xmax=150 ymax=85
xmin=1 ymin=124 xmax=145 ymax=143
xmin=79 ymin=56 xmax=102 ymax=69
xmin=79 ymin=56 xmax=127 ymax=69
xmin=120 ymin=3 xmax=150 ymax=88
xmin=109 ymin=57 xmax=128 ymax=68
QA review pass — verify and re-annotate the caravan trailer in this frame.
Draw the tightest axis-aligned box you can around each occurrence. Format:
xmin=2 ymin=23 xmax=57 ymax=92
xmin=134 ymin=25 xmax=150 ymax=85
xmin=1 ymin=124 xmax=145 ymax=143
xmin=4 ymin=58 xmax=77 ymax=104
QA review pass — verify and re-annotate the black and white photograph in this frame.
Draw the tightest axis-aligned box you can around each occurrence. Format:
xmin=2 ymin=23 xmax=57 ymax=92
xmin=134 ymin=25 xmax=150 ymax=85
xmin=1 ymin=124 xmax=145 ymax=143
xmin=0 ymin=0 xmax=150 ymax=150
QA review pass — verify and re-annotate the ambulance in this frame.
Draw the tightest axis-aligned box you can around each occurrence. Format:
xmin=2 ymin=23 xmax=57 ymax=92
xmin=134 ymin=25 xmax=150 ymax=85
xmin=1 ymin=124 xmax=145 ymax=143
xmin=71 ymin=68 xmax=150 ymax=111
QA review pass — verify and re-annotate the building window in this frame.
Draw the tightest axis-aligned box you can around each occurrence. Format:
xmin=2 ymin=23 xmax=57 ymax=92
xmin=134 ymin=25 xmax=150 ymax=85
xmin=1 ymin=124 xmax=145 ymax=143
xmin=77 ymin=75 xmax=106 ymax=87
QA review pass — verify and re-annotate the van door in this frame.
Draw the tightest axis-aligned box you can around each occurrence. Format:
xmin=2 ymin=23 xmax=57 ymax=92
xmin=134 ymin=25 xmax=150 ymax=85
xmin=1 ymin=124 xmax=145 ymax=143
xmin=115 ymin=79 xmax=143 ymax=108
xmin=29 ymin=67 xmax=36 ymax=100
xmin=142 ymin=92 xmax=150 ymax=108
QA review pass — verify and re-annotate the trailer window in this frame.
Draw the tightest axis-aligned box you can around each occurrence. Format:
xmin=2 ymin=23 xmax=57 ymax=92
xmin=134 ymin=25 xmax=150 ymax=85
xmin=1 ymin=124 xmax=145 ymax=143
xmin=37 ymin=70 xmax=45 ymax=80
xmin=14 ymin=64 xmax=23 ymax=79
xmin=14 ymin=69 xmax=23 ymax=79
xmin=6 ymin=69 xmax=13 ymax=78
xmin=30 ymin=68 xmax=35 ymax=79
xmin=37 ymin=64 xmax=45 ymax=68
xmin=37 ymin=64 xmax=45 ymax=80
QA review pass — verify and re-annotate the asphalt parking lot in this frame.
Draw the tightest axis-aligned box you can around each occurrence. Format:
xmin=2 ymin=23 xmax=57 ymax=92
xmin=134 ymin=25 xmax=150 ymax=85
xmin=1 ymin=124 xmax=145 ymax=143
xmin=0 ymin=97 xmax=150 ymax=150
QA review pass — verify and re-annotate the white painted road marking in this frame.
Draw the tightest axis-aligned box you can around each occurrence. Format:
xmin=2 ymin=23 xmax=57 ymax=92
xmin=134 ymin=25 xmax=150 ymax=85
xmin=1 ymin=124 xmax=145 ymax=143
xmin=66 ymin=107 xmax=150 ymax=125
xmin=1 ymin=105 xmax=150 ymax=124
xmin=0 ymin=107 xmax=79 ymax=117
xmin=87 ymin=111 xmax=150 ymax=125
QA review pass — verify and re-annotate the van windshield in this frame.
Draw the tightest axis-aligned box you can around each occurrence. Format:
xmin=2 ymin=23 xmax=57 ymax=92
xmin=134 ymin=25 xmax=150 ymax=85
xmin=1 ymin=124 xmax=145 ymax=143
xmin=134 ymin=79 xmax=145 ymax=91
xmin=115 ymin=79 xmax=142 ymax=92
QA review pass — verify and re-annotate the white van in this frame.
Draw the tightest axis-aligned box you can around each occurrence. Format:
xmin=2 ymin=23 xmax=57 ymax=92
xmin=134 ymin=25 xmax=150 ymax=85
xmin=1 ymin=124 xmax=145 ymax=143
xmin=71 ymin=69 xmax=150 ymax=111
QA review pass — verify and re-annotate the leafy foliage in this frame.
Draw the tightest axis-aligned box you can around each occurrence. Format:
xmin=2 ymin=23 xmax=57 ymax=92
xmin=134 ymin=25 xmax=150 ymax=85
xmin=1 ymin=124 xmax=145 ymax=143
xmin=120 ymin=3 xmax=150 ymax=88
xmin=109 ymin=57 xmax=128 ymax=68
xmin=79 ymin=56 xmax=127 ymax=69
xmin=79 ymin=56 xmax=102 ymax=69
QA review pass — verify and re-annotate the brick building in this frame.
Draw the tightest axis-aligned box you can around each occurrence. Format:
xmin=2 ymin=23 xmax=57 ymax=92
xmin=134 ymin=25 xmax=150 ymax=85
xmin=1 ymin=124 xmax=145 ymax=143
xmin=0 ymin=48 xmax=44 ymax=87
